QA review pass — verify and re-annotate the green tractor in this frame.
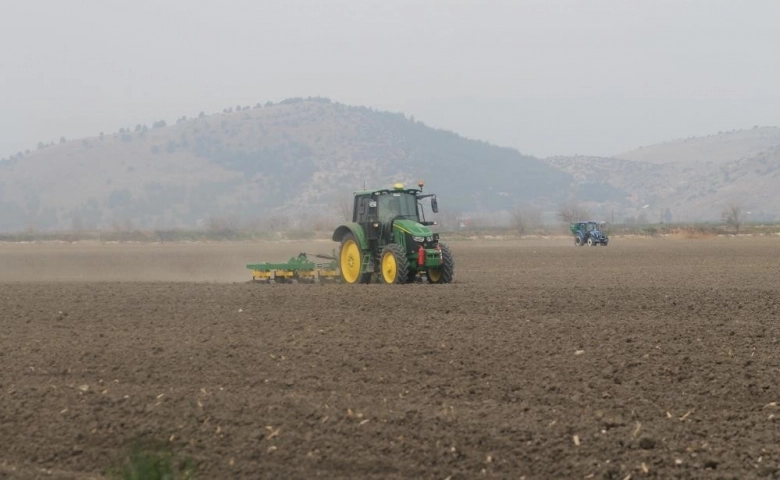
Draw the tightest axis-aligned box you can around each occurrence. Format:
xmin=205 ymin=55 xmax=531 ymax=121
xmin=332 ymin=181 xmax=454 ymax=284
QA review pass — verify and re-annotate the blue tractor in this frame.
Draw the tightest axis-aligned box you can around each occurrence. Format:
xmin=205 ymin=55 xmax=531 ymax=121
xmin=570 ymin=221 xmax=609 ymax=246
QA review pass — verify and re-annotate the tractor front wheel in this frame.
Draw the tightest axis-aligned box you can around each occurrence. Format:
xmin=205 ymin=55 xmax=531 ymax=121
xmin=587 ymin=237 xmax=595 ymax=247
xmin=427 ymin=243 xmax=454 ymax=284
xmin=379 ymin=244 xmax=409 ymax=284
xmin=339 ymin=233 xmax=369 ymax=284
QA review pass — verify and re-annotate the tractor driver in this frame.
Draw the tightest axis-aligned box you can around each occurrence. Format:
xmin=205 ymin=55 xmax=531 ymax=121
xmin=380 ymin=194 xmax=402 ymax=223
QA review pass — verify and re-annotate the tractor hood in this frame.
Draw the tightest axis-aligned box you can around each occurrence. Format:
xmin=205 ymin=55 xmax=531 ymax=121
xmin=393 ymin=219 xmax=434 ymax=239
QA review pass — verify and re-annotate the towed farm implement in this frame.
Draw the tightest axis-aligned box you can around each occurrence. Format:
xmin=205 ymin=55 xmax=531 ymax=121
xmin=247 ymin=253 xmax=340 ymax=284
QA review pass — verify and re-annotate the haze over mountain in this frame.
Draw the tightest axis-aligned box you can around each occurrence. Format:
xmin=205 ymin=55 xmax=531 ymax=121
xmin=545 ymin=126 xmax=780 ymax=224
xmin=616 ymin=127 xmax=780 ymax=166
xmin=1 ymin=99 xmax=778 ymax=232
xmin=0 ymin=99 xmax=571 ymax=232
xmin=3 ymin=2 xmax=779 ymax=161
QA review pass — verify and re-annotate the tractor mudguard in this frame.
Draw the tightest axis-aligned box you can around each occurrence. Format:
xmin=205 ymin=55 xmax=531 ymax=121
xmin=332 ymin=223 xmax=369 ymax=250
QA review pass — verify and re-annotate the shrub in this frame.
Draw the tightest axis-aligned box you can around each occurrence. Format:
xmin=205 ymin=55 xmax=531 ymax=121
xmin=108 ymin=443 xmax=194 ymax=480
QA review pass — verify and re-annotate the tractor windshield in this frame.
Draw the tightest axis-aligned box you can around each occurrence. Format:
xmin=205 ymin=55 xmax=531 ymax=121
xmin=378 ymin=192 xmax=419 ymax=222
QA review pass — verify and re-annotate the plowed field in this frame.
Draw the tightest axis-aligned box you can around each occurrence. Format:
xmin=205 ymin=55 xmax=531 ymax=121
xmin=1 ymin=237 xmax=779 ymax=479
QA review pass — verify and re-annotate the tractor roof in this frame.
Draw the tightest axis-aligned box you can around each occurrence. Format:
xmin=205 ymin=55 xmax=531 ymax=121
xmin=354 ymin=183 xmax=422 ymax=196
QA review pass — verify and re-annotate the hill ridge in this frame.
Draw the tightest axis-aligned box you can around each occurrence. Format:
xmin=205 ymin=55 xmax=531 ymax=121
xmin=2 ymin=99 xmax=779 ymax=232
xmin=0 ymin=98 xmax=570 ymax=232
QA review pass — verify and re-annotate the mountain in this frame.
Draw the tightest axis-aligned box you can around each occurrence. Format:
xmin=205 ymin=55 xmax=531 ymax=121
xmin=3 ymin=99 xmax=778 ymax=232
xmin=546 ymin=127 xmax=780 ymax=223
xmin=616 ymin=127 xmax=780 ymax=165
xmin=0 ymin=98 xmax=571 ymax=232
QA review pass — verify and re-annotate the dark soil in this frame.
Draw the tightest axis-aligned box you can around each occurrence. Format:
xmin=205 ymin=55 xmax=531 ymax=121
xmin=1 ymin=237 xmax=779 ymax=479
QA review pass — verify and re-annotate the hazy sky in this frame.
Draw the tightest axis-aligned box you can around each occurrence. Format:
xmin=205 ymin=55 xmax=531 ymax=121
xmin=2 ymin=0 xmax=779 ymax=159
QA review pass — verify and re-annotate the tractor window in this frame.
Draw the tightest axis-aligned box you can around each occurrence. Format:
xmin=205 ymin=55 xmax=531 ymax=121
xmin=377 ymin=192 xmax=418 ymax=222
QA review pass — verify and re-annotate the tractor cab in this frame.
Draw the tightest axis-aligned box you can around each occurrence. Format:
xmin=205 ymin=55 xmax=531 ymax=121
xmin=332 ymin=181 xmax=453 ymax=284
xmin=363 ymin=189 xmax=415 ymax=224
xmin=375 ymin=190 xmax=418 ymax=223
xmin=350 ymin=182 xmax=438 ymax=243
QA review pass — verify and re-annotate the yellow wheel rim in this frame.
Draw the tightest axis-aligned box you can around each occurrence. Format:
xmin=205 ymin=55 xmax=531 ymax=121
xmin=381 ymin=251 xmax=398 ymax=284
xmin=427 ymin=268 xmax=441 ymax=283
xmin=340 ymin=239 xmax=362 ymax=283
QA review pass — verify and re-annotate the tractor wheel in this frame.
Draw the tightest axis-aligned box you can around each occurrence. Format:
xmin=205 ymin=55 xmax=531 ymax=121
xmin=587 ymin=237 xmax=595 ymax=247
xmin=339 ymin=233 xmax=369 ymax=284
xmin=427 ymin=243 xmax=454 ymax=284
xmin=379 ymin=244 xmax=409 ymax=284
xmin=574 ymin=235 xmax=583 ymax=246
xmin=602 ymin=240 xmax=609 ymax=246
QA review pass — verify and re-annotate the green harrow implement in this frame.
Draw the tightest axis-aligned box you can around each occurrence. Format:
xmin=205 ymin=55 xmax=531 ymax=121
xmin=247 ymin=252 xmax=340 ymax=284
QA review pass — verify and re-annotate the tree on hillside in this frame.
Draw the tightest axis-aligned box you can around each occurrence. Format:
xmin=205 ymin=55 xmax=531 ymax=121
xmin=434 ymin=209 xmax=465 ymax=232
xmin=721 ymin=203 xmax=743 ymax=234
xmin=664 ymin=208 xmax=673 ymax=224
xmin=510 ymin=206 xmax=542 ymax=236
xmin=71 ymin=215 xmax=84 ymax=232
xmin=557 ymin=201 xmax=590 ymax=224
xmin=332 ymin=194 xmax=353 ymax=222
xmin=205 ymin=215 xmax=239 ymax=232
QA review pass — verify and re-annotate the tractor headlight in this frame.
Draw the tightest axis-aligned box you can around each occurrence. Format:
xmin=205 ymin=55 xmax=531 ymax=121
xmin=426 ymin=236 xmax=433 ymax=242
xmin=412 ymin=236 xmax=425 ymax=243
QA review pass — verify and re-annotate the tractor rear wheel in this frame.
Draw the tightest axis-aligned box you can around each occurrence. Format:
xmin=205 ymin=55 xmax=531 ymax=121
xmin=379 ymin=244 xmax=409 ymax=284
xmin=339 ymin=233 xmax=370 ymax=284
xmin=427 ymin=243 xmax=454 ymax=284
